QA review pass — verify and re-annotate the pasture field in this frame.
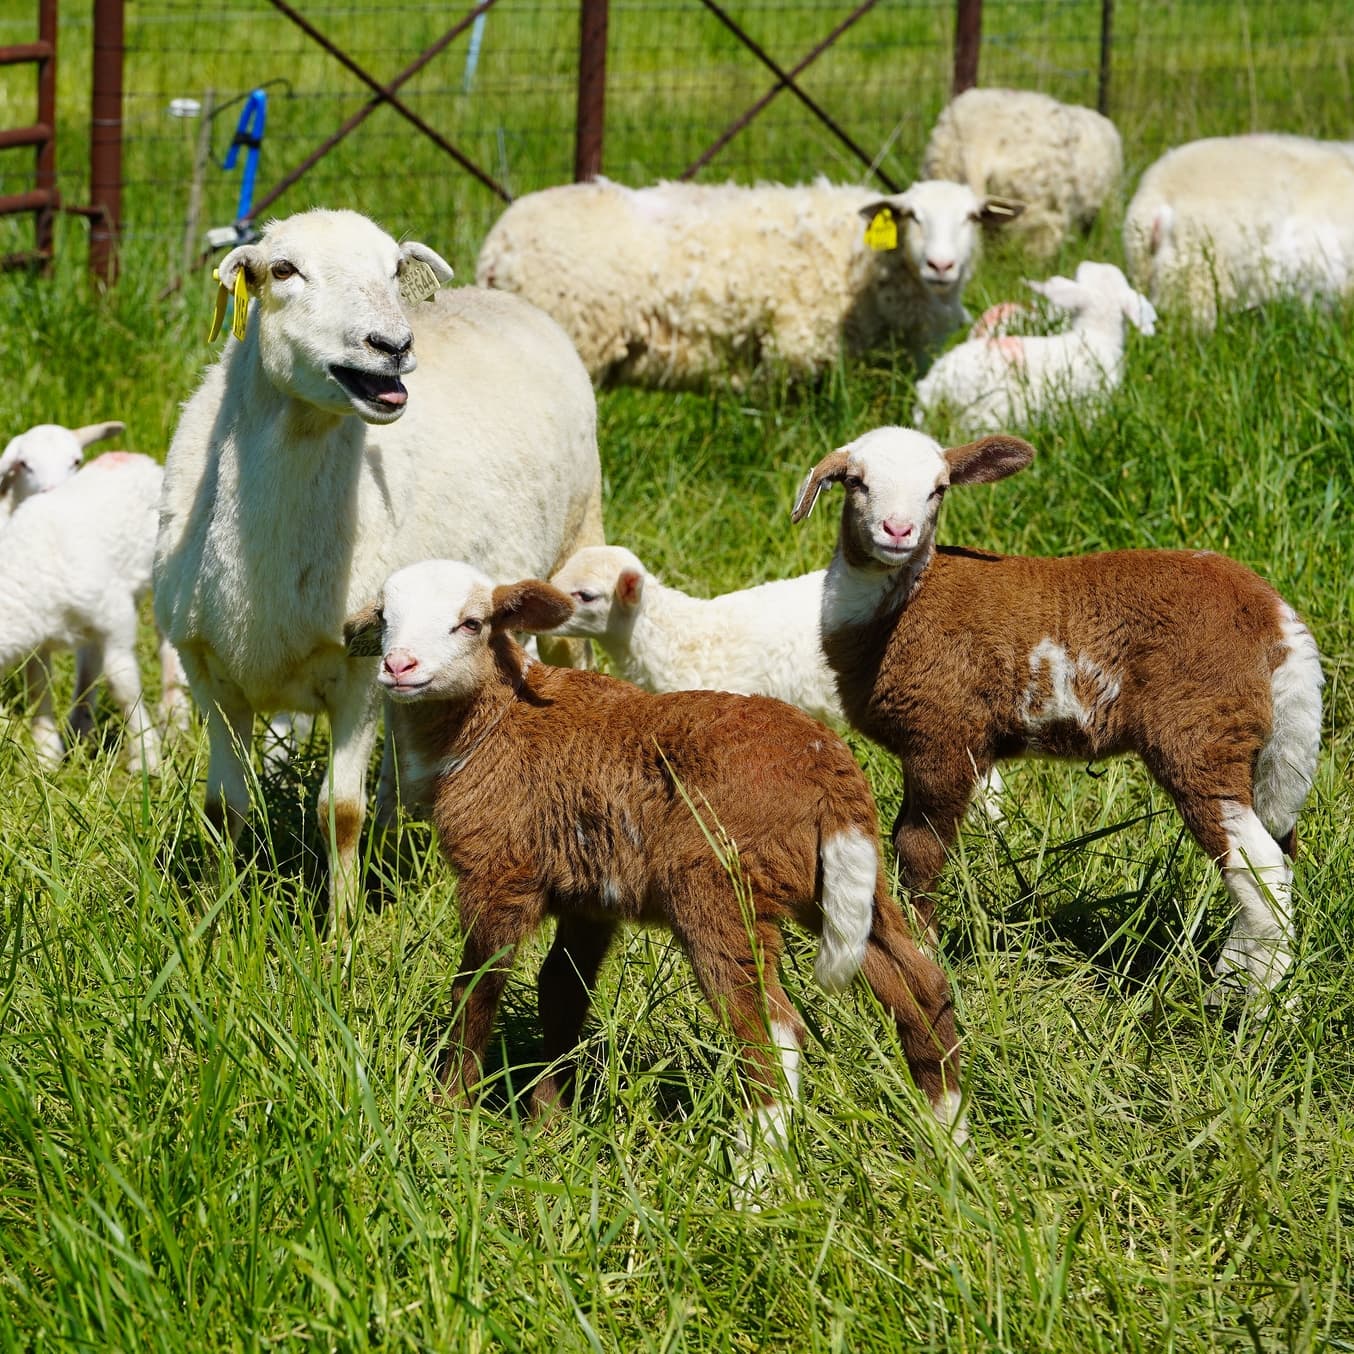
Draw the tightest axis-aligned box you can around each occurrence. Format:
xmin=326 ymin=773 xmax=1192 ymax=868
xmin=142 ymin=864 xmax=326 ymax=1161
xmin=1 ymin=8 xmax=1353 ymax=1352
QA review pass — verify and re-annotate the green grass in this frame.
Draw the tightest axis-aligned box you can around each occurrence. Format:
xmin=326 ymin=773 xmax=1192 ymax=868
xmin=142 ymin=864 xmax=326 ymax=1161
xmin=1 ymin=4 xmax=1353 ymax=1350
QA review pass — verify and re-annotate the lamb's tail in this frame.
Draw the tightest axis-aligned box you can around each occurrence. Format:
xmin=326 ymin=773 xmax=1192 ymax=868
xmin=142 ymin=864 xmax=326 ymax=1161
xmin=814 ymin=827 xmax=877 ymax=991
xmin=1254 ymin=603 xmax=1323 ymax=855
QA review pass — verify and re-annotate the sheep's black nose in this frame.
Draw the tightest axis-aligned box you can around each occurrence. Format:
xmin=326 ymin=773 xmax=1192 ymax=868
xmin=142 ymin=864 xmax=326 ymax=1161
xmin=366 ymin=331 xmax=413 ymax=359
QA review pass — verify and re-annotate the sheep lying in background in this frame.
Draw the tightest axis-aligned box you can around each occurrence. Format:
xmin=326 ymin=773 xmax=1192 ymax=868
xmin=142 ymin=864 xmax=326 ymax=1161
xmin=0 ymin=419 xmax=124 ymax=525
xmin=923 ymin=88 xmax=1122 ymax=259
xmin=476 ymin=177 xmax=1023 ymax=387
xmin=1124 ymin=133 xmax=1354 ymax=327
xmin=155 ymin=208 xmax=605 ymax=934
xmin=793 ymin=426 xmax=1322 ymax=1004
xmin=344 ymin=560 xmax=965 ymax=1183
xmin=548 ymin=545 xmax=843 ymax=726
xmin=914 ymin=261 xmax=1157 ymax=434
xmin=0 ymin=453 xmax=185 ymax=772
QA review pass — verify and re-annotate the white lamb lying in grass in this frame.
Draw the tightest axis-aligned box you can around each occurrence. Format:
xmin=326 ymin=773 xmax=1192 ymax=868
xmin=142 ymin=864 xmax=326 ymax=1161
xmin=0 ymin=453 xmax=185 ymax=771
xmin=914 ymin=261 xmax=1157 ymax=435
xmin=548 ymin=545 xmax=842 ymax=726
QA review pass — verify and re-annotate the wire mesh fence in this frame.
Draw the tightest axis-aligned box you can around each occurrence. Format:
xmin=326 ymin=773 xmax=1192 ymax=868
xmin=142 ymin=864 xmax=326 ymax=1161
xmin=0 ymin=0 xmax=1350 ymax=272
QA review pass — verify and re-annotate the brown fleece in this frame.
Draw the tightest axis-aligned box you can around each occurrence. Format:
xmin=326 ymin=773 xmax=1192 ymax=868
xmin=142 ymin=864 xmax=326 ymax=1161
xmin=823 ymin=543 xmax=1293 ymax=928
xmin=389 ymin=633 xmax=959 ymax=1119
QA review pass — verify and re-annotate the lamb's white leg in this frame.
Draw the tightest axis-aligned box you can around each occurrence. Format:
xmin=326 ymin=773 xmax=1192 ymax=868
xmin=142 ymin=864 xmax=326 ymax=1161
xmin=321 ymin=675 xmax=380 ymax=948
xmin=102 ymin=634 xmax=159 ymax=775
xmin=1213 ymin=800 xmax=1294 ymax=999
xmin=23 ymin=654 xmax=63 ymax=769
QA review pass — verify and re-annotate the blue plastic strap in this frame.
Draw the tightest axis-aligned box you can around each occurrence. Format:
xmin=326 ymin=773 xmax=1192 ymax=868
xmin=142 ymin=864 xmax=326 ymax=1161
xmin=223 ymin=88 xmax=268 ymax=224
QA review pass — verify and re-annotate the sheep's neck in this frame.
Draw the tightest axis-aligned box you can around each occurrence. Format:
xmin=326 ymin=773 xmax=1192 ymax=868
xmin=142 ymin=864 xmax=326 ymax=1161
xmin=824 ymin=528 xmax=932 ymax=631
xmin=602 ymin=581 xmax=701 ymax=687
xmin=405 ymin=646 xmax=529 ymax=781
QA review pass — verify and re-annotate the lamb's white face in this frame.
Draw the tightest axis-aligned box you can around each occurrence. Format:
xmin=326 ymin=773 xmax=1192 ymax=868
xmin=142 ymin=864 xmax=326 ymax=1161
xmin=837 ymin=428 xmax=951 ymax=567
xmin=374 ymin=560 xmax=497 ymax=703
xmin=217 ymin=208 xmax=453 ymax=426
xmin=548 ymin=546 xmax=644 ymax=637
xmin=0 ymin=425 xmax=84 ymax=499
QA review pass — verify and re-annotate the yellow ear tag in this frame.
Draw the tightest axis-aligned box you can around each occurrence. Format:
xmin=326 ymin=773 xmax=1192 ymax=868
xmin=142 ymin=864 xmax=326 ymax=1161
xmin=208 ymin=268 xmax=229 ymax=342
xmin=399 ymin=259 xmax=442 ymax=305
xmin=230 ymin=266 xmax=250 ymax=341
xmin=864 ymin=209 xmax=898 ymax=252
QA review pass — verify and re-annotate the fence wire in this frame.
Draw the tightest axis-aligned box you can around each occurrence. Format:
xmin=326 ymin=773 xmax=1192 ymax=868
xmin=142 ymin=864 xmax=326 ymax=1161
xmin=0 ymin=1 xmax=1350 ymax=272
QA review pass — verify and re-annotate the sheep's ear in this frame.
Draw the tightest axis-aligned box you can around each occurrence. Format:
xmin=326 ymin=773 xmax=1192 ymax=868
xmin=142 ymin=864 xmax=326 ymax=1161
xmin=977 ymin=197 xmax=1025 ymax=225
xmin=859 ymin=200 xmax=908 ymax=252
xmin=1123 ymin=289 xmax=1158 ymax=336
xmin=343 ymin=603 xmax=384 ymax=657
xmin=945 ymin=435 xmax=1035 ymax=485
xmin=615 ymin=569 xmax=644 ymax=610
xmin=399 ymin=241 xmax=453 ymax=303
xmin=791 ymin=449 xmax=850 ymax=523
xmin=490 ymin=580 xmax=574 ymax=634
xmin=210 ymin=245 xmax=266 ymax=343
xmin=1026 ymin=275 xmax=1083 ymax=311
xmin=72 ymin=420 xmax=124 ymax=449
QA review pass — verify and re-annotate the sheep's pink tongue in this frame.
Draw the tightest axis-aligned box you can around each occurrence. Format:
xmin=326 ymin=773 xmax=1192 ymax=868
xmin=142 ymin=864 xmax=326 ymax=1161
xmin=377 ymin=387 xmax=407 ymax=406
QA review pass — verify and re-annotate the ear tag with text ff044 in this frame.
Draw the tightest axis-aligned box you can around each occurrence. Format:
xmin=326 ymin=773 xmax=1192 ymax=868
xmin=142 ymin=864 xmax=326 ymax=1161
xmin=208 ymin=266 xmax=251 ymax=343
xmin=399 ymin=259 xmax=442 ymax=305
xmin=863 ymin=209 xmax=898 ymax=252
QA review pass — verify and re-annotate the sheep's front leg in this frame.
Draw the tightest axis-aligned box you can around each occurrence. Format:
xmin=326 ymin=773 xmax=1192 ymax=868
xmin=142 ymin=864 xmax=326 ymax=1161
xmin=23 ymin=653 xmax=63 ymax=769
xmin=320 ymin=674 xmax=380 ymax=947
xmin=892 ymin=755 xmax=983 ymax=939
xmin=439 ymin=873 xmax=546 ymax=1105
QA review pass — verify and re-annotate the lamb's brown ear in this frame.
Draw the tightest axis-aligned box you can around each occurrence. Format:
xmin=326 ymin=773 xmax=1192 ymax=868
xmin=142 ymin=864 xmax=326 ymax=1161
xmin=491 ymin=579 xmax=575 ymax=633
xmin=945 ymin=435 xmax=1035 ymax=485
xmin=791 ymin=449 xmax=850 ymax=523
xmin=343 ymin=602 xmax=384 ymax=657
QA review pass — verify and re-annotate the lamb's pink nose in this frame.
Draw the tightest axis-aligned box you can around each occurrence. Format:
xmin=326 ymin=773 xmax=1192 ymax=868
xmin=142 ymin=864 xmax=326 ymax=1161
xmin=383 ymin=648 xmax=419 ymax=678
xmin=882 ymin=517 xmax=914 ymax=543
xmin=927 ymin=258 xmax=955 ymax=275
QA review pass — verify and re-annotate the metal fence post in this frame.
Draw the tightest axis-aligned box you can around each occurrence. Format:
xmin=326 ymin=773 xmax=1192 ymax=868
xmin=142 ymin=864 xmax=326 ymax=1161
xmin=952 ymin=0 xmax=981 ymax=96
xmin=1098 ymin=0 xmax=1114 ymax=115
xmin=574 ymin=0 xmax=607 ymax=181
xmin=90 ymin=0 xmax=123 ymax=283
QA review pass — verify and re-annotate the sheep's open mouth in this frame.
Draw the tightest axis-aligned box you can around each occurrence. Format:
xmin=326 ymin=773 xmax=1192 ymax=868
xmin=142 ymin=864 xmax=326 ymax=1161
xmin=330 ymin=364 xmax=408 ymax=409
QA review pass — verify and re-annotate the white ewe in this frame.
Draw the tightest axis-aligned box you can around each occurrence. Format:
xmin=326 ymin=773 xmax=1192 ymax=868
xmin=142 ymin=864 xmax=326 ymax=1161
xmin=1124 ymin=133 xmax=1354 ymax=327
xmin=476 ymin=177 xmax=1023 ymax=387
xmin=154 ymin=208 xmax=605 ymax=936
xmin=0 ymin=453 xmax=181 ymax=772
xmin=923 ymin=88 xmax=1122 ymax=258
xmin=914 ymin=261 xmax=1157 ymax=434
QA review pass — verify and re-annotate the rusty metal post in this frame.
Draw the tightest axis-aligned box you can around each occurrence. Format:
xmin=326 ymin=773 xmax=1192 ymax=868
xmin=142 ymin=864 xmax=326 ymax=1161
xmin=90 ymin=0 xmax=124 ymax=284
xmin=574 ymin=0 xmax=607 ymax=181
xmin=1098 ymin=0 xmax=1114 ymax=115
xmin=953 ymin=0 xmax=981 ymax=96
xmin=35 ymin=0 xmax=57 ymax=262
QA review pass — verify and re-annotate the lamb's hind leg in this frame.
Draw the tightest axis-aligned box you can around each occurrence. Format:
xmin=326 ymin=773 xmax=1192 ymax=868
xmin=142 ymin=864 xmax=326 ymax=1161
xmin=23 ymin=653 xmax=63 ymax=769
xmin=1174 ymin=791 xmax=1294 ymax=1002
xmin=860 ymin=890 xmax=965 ymax=1143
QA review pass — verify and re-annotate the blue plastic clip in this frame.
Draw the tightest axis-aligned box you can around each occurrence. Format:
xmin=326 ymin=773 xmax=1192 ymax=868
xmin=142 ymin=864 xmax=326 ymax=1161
xmin=223 ymin=87 xmax=267 ymax=226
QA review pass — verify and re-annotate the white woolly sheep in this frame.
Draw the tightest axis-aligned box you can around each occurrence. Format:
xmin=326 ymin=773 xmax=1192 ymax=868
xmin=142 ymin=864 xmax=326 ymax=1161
xmin=0 ymin=453 xmax=184 ymax=772
xmin=0 ymin=420 xmax=124 ymax=526
xmin=793 ymin=426 xmax=1322 ymax=1004
xmin=547 ymin=545 xmax=843 ymax=726
xmin=1124 ymin=133 xmax=1354 ymax=327
xmin=154 ymin=207 xmax=605 ymax=936
xmin=343 ymin=560 xmax=965 ymax=1183
xmin=923 ymin=87 xmax=1123 ymax=259
xmin=476 ymin=177 xmax=1024 ymax=387
xmin=914 ymin=261 xmax=1157 ymax=434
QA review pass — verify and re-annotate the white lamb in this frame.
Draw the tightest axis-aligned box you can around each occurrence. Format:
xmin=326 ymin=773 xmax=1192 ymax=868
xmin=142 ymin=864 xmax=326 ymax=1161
xmin=1123 ymin=133 xmax=1354 ymax=327
xmin=0 ymin=453 xmax=180 ymax=772
xmin=154 ymin=207 xmax=604 ymax=935
xmin=476 ymin=177 xmax=1023 ymax=387
xmin=548 ymin=546 xmax=843 ymax=726
xmin=923 ymin=87 xmax=1123 ymax=259
xmin=914 ymin=261 xmax=1157 ymax=435
xmin=0 ymin=419 xmax=124 ymax=525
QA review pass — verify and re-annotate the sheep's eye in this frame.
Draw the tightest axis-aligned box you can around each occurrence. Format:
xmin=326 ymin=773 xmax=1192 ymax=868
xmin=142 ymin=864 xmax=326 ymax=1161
xmin=843 ymin=475 xmax=865 ymax=492
xmin=571 ymin=589 xmax=600 ymax=604
xmin=270 ymin=260 xmax=298 ymax=281
xmin=458 ymin=618 xmax=483 ymax=635
xmin=16 ymin=459 xmax=28 ymax=472
xmin=928 ymin=486 xmax=946 ymax=501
